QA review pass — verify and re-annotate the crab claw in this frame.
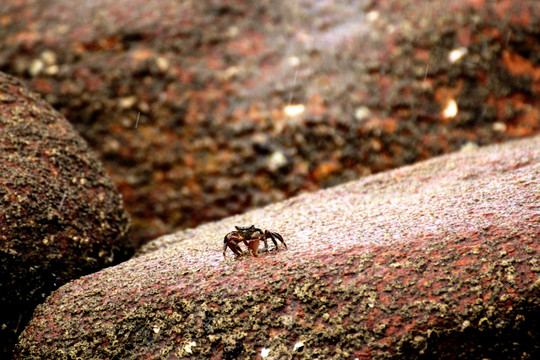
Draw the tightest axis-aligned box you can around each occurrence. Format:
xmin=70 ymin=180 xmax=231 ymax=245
xmin=247 ymin=239 xmax=261 ymax=257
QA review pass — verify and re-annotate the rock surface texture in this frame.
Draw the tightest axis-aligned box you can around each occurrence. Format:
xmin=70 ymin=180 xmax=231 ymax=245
xmin=1 ymin=0 xmax=539 ymax=245
xmin=0 ymin=72 xmax=133 ymax=357
xmin=15 ymin=136 xmax=539 ymax=359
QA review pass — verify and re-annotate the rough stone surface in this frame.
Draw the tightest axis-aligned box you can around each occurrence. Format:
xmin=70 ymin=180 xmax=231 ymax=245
xmin=15 ymin=136 xmax=539 ymax=359
xmin=1 ymin=0 xmax=539 ymax=245
xmin=0 ymin=71 xmax=133 ymax=357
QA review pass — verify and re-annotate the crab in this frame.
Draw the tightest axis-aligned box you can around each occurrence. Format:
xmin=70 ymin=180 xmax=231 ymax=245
xmin=223 ymin=225 xmax=287 ymax=258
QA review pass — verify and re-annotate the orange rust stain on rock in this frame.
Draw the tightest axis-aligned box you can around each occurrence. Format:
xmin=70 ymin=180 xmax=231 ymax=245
xmin=130 ymin=48 xmax=154 ymax=62
xmin=30 ymin=78 xmax=54 ymax=94
xmin=312 ymin=160 xmax=341 ymax=182
xmin=228 ymin=30 xmax=266 ymax=57
xmin=308 ymin=93 xmax=326 ymax=117
xmin=502 ymin=50 xmax=540 ymax=80
xmin=494 ymin=1 xmax=531 ymax=25
xmin=467 ymin=0 xmax=485 ymax=10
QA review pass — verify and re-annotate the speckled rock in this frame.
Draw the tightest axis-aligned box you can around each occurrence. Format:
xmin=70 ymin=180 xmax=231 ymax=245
xmin=1 ymin=0 xmax=539 ymax=246
xmin=14 ymin=135 xmax=539 ymax=359
xmin=0 ymin=72 xmax=133 ymax=357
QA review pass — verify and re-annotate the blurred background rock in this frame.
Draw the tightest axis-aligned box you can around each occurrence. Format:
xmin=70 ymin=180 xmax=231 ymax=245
xmin=0 ymin=0 xmax=538 ymax=248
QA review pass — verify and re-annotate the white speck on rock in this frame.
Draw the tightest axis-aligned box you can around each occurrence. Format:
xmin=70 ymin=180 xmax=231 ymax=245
xmin=119 ymin=96 xmax=137 ymax=109
xmin=284 ymin=104 xmax=305 ymax=117
xmin=448 ymin=47 xmax=468 ymax=63
xmin=29 ymin=59 xmax=44 ymax=76
xmin=184 ymin=341 xmax=196 ymax=354
xmin=354 ymin=106 xmax=371 ymax=121
xmin=460 ymin=142 xmax=478 ymax=152
xmin=288 ymin=56 xmax=300 ymax=67
xmin=366 ymin=10 xmax=379 ymax=22
xmin=492 ymin=122 xmax=507 ymax=133
xmin=155 ymin=57 xmax=170 ymax=72
xmin=267 ymin=151 xmax=288 ymax=171
xmin=41 ymin=50 xmax=57 ymax=65
xmin=442 ymin=99 xmax=458 ymax=118
xmin=261 ymin=347 xmax=270 ymax=357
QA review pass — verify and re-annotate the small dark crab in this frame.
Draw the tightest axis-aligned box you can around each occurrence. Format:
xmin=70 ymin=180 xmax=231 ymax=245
xmin=223 ymin=225 xmax=287 ymax=258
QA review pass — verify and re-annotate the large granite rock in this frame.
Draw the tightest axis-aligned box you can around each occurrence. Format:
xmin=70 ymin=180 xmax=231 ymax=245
xmin=14 ymin=135 xmax=539 ymax=359
xmin=0 ymin=72 xmax=133 ymax=357
xmin=1 ymin=0 xmax=538 ymax=245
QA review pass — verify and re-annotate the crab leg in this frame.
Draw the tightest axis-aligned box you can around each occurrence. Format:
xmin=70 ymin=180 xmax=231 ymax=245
xmin=223 ymin=234 xmax=244 ymax=258
xmin=265 ymin=230 xmax=287 ymax=251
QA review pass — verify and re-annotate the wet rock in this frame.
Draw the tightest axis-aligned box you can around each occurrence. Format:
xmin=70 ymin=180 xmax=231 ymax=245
xmin=1 ymin=0 xmax=539 ymax=246
xmin=14 ymin=136 xmax=539 ymax=359
xmin=0 ymin=72 xmax=133 ymax=357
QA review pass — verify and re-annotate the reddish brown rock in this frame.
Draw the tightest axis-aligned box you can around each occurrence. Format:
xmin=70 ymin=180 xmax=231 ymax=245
xmin=14 ymin=136 xmax=539 ymax=359
xmin=1 ymin=0 xmax=539 ymax=246
xmin=0 ymin=72 xmax=133 ymax=357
